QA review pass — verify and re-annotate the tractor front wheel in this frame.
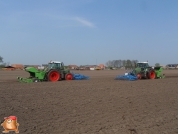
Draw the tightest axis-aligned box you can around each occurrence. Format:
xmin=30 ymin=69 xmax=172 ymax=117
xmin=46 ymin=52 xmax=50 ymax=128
xmin=48 ymin=70 xmax=60 ymax=82
xmin=65 ymin=73 xmax=73 ymax=80
xmin=148 ymin=70 xmax=156 ymax=79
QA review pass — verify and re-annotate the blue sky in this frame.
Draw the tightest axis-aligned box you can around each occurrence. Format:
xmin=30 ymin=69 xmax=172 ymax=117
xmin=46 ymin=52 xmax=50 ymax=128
xmin=0 ymin=0 xmax=178 ymax=66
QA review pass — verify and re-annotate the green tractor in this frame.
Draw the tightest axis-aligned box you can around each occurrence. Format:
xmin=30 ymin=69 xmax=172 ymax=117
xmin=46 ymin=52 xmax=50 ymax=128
xmin=17 ymin=61 xmax=73 ymax=83
xmin=133 ymin=62 xmax=165 ymax=80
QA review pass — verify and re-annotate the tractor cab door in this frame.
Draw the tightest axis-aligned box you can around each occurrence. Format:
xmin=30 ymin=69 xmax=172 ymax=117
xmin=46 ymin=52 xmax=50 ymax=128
xmin=56 ymin=63 xmax=61 ymax=69
xmin=60 ymin=62 xmax=65 ymax=70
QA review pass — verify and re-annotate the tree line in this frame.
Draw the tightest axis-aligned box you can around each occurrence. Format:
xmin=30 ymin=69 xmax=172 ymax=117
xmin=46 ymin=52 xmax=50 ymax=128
xmin=106 ymin=59 xmax=139 ymax=69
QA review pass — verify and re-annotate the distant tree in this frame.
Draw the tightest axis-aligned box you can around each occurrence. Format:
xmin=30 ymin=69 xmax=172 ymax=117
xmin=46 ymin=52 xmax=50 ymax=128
xmin=0 ymin=56 xmax=3 ymax=63
xmin=125 ymin=59 xmax=132 ymax=69
xmin=114 ymin=60 xmax=118 ymax=68
xmin=111 ymin=60 xmax=115 ymax=67
xmin=114 ymin=60 xmax=119 ymax=68
xmin=106 ymin=61 xmax=109 ymax=67
xmin=122 ymin=60 xmax=126 ymax=67
xmin=117 ymin=60 xmax=121 ymax=68
xmin=155 ymin=63 xmax=160 ymax=67
xmin=0 ymin=56 xmax=5 ymax=68
xmin=131 ymin=60 xmax=138 ymax=68
xmin=106 ymin=60 xmax=111 ymax=67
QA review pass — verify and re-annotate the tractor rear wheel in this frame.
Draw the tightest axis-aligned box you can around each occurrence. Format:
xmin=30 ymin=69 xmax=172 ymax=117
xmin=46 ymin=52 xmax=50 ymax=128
xmin=148 ymin=70 xmax=156 ymax=79
xmin=65 ymin=73 xmax=73 ymax=80
xmin=137 ymin=73 xmax=142 ymax=80
xmin=48 ymin=70 xmax=60 ymax=82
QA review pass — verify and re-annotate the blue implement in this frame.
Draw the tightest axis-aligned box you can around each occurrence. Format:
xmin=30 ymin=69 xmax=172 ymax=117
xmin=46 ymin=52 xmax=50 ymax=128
xmin=72 ymin=73 xmax=89 ymax=80
xmin=115 ymin=72 xmax=138 ymax=81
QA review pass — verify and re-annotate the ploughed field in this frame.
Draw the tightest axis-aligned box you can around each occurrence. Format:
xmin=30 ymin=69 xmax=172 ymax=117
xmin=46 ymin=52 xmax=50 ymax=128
xmin=0 ymin=69 xmax=178 ymax=134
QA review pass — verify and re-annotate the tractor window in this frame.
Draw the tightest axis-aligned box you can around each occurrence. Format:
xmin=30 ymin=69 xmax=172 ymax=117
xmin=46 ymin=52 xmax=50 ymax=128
xmin=48 ymin=63 xmax=62 ymax=69
xmin=48 ymin=63 xmax=53 ymax=68
xmin=48 ymin=63 xmax=58 ymax=69
xmin=56 ymin=63 xmax=61 ymax=68
xmin=137 ymin=63 xmax=148 ymax=68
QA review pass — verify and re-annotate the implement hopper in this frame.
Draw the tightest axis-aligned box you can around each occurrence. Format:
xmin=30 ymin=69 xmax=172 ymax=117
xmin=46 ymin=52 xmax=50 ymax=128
xmin=17 ymin=67 xmax=46 ymax=83
xmin=154 ymin=66 xmax=165 ymax=79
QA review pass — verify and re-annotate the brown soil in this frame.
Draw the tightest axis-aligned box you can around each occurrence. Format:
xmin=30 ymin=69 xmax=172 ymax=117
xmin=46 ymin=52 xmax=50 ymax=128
xmin=0 ymin=69 xmax=178 ymax=134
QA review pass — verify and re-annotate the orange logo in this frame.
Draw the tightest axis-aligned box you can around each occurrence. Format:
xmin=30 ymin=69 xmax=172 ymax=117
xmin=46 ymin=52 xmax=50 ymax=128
xmin=1 ymin=116 xmax=19 ymax=133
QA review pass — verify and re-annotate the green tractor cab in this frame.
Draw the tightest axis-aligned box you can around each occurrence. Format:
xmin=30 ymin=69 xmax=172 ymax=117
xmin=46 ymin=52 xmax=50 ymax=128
xmin=17 ymin=61 xmax=73 ymax=83
xmin=133 ymin=62 xmax=165 ymax=80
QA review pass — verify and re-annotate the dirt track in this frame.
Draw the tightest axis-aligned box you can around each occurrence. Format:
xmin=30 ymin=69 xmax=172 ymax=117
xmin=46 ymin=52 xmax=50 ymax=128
xmin=1 ymin=70 xmax=178 ymax=134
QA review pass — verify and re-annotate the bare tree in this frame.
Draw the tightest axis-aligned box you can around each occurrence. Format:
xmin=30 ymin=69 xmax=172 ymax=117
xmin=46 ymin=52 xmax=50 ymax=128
xmin=125 ymin=59 xmax=132 ymax=69
xmin=0 ymin=56 xmax=3 ymax=63
xmin=113 ymin=60 xmax=117 ymax=68
xmin=131 ymin=60 xmax=138 ymax=68
xmin=155 ymin=63 xmax=160 ymax=67
xmin=118 ymin=59 xmax=122 ymax=68
xmin=106 ymin=61 xmax=109 ymax=67
xmin=106 ymin=60 xmax=112 ymax=67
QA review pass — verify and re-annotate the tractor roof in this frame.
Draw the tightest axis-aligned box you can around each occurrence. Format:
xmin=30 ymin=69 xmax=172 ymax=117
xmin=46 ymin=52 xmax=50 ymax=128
xmin=49 ymin=61 xmax=61 ymax=63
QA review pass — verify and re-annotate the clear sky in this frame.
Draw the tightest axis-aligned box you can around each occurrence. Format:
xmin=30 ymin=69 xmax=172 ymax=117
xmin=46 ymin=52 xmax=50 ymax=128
xmin=0 ymin=0 xmax=178 ymax=66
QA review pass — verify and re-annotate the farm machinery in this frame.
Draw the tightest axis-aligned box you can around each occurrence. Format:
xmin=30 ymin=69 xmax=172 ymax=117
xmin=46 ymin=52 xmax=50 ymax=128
xmin=17 ymin=61 xmax=89 ymax=83
xmin=115 ymin=62 xmax=165 ymax=80
xmin=133 ymin=62 xmax=165 ymax=80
